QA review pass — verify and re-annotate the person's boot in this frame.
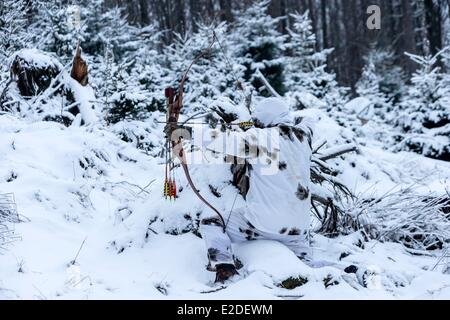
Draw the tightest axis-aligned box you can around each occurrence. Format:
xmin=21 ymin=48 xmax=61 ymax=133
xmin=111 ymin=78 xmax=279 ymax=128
xmin=215 ymin=264 xmax=238 ymax=283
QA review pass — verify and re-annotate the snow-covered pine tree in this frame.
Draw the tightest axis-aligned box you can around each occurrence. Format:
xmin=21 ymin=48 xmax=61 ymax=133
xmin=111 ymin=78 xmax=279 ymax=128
xmin=0 ymin=0 xmax=29 ymax=60
xmin=91 ymin=46 xmax=155 ymax=125
xmin=27 ymin=0 xmax=150 ymax=125
xmin=104 ymin=62 xmax=145 ymax=124
xmin=84 ymin=2 xmax=139 ymax=61
xmin=96 ymin=41 xmax=116 ymax=122
xmin=32 ymin=0 xmax=133 ymax=62
xmin=285 ymin=11 xmax=346 ymax=110
xmin=0 ymin=0 xmax=30 ymax=95
xmin=356 ymin=48 xmax=405 ymax=120
xmin=93 ymin=22 xmax=167 ymax=125
xmin=356 ymin=58 xmax=381 ymax=103
xmin=231 ymin=0 xmax=287 ymax=97
xmin=394 ymin=48 xmax=450 ymax=160
xmin=126 ymin=25 xmax=171 ymax=116
xmin=33 ymin=0 xmax=87 ymax=62
xmin=164 ymin=22 xmax=246 ymax=114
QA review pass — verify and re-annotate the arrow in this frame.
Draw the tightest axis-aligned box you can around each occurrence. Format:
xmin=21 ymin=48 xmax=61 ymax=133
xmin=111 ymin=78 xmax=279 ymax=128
xmin=155 ymin=120 xmax=254 ymax=129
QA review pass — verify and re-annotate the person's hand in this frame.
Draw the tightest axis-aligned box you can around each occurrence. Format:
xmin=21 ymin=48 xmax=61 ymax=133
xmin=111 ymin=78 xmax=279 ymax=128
xmin=164 ymin=122 xmax=178 ymax=139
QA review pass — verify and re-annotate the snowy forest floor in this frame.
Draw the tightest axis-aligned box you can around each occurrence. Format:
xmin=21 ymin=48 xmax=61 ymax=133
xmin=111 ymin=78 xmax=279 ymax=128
xmin=1 ymin=110 xmax=450 ymax=300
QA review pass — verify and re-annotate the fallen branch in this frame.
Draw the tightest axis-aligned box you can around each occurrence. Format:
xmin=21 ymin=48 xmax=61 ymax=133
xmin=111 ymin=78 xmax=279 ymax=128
xmin=254 ymin=68 xmax=282 ymax=98
xmin=319 ymin=144 xmax=358 ymax=161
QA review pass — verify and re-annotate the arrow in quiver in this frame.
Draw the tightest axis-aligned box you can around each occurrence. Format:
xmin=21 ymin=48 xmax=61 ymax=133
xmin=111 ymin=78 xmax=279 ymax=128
xmin=164 ymin=179 xmax=171 ymax=199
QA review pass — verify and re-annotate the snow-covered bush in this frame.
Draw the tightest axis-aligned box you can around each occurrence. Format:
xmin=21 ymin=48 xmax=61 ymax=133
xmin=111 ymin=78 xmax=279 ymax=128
xmin=109 ymin=115 xmax=165 ymax=156
xmin=310 ymin=147 xmax=356 ymax=236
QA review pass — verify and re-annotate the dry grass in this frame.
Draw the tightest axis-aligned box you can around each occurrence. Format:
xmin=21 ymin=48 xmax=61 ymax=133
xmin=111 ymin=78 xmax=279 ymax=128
xmin=342 ymin=186 xmax=450 ymax=251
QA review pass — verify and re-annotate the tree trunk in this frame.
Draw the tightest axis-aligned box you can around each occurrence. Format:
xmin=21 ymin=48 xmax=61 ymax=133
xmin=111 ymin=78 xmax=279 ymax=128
xmin=189 ymin=0 xmax=200 ymax=32
xmin=321 ymin=0 xmax=328 ymax=49
xmin=139 ymin=0 xmax=150 ymax=25
xmin=173 ymin=0 xmax=186 ymax=36
xmin=400 ymin=0 xmax=417 ymax=73
xmin=218 ymin=0 xmax=233 ymax=22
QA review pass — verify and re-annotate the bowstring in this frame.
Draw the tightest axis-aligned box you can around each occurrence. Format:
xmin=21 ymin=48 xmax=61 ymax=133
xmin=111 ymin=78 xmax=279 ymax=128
xmin=225 ymin=192 xmax=239 ymax=230
xmin=213 ymin=30 xmax=249 ymax=104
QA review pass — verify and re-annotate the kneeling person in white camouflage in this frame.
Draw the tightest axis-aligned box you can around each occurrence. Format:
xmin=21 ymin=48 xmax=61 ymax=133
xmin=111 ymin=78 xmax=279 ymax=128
xmin=199 ymin=98 xmax=313 ymax=283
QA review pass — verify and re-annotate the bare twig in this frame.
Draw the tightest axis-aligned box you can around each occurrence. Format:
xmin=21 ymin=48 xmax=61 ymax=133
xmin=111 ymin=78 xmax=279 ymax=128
xmin=138 ymin=179 xmax=156 ymax=195
xmin=71 ymin=237 xmax=87 ymax=265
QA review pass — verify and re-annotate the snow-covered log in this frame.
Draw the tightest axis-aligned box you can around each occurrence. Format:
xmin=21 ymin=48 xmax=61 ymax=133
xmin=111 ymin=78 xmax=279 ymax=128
xmin=9 ymin=49 xmax=62 ymax=97
xmin=318 ymin=144 xmax=359 ymax=161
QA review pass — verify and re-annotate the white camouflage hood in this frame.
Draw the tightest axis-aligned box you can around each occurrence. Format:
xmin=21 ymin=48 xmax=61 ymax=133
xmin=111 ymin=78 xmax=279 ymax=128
xmin=253 ymin=98 xmax=293 ymax=127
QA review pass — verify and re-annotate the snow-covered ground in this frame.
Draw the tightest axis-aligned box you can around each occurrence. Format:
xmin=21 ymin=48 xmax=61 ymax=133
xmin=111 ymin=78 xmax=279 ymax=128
xmin=1 ymin=110 xmax=450 ymax=300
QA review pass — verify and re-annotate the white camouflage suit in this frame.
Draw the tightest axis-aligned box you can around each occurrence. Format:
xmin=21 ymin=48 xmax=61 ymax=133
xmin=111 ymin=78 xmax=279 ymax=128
xmin=198 ymin=98 xmax=313 ymax=270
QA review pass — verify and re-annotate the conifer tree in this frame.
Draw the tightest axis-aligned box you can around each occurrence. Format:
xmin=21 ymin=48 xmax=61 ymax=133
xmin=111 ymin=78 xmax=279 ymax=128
xmin=0 ymin=0 xmax=29 ymax=59
xmin=165 ymin=22 xmax=245 ymax=113
xmin=356 ymin=49 xmax=405 ymax=118
xmin=285 ymin=11 xmax=345 ymax=109
xmin=394 ymin=48 xmax=450 ymax=160
xmin=231 ymin=0 xmax=287 ymax=97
